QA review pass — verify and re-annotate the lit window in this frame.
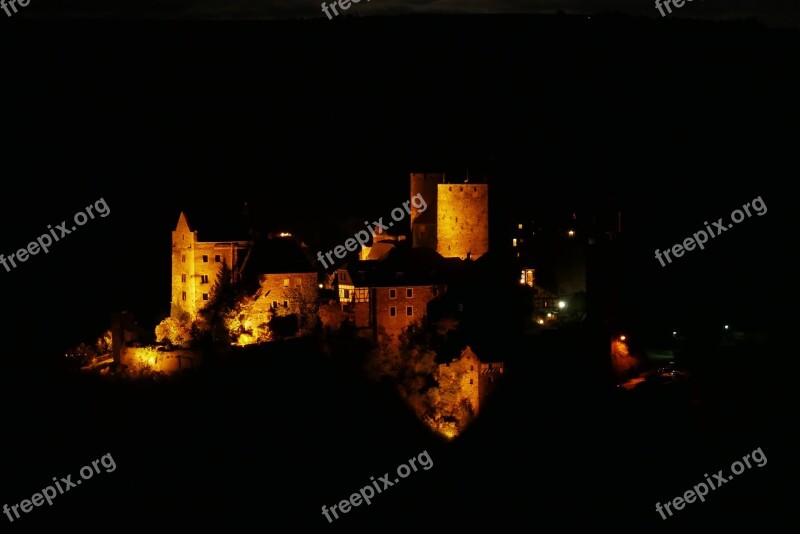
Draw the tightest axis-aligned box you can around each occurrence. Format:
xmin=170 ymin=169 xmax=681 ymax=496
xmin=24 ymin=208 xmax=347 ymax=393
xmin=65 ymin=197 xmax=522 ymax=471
xmin=390 ymin=307 xmax=396 ymax=317
xmin=406 ymin=307 xmax=413 ymax=316
xmin=513 ymin=238 xmax=518 ymax=247
xmin=201 ymin=275 xmax=209 ymax=284
xmin=283 ymin=279 xmax=290 ymax=287
xmin=202 ymin=293 xmax=209 ymax=301
xmin=202 ymin=255 xmax=209 ymax=262
xmin=406 ymin=288 xmax=413 ymax=298
xmin=181 ymin=274 xmax=187 ymax=283
xmin=181 ymin=291 xmax=186 ymax=301
xmin=389 ymin=289 xmax=396 ymax=299
xmin=215 ymin=255 xmax=221 ymax=262
xmin=518 ymin=223 xmax=523 ymax=230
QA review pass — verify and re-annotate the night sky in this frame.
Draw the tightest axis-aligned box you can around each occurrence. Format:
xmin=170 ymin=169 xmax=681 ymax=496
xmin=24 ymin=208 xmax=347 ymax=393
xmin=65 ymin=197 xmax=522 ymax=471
xmin=1 ymin=7 xmax=796 ymax=531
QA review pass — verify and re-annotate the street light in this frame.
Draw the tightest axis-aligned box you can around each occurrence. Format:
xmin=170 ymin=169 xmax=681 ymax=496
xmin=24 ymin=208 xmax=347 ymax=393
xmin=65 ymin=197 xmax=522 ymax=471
xmin=558 ymin=300 xmax=566 ymax=309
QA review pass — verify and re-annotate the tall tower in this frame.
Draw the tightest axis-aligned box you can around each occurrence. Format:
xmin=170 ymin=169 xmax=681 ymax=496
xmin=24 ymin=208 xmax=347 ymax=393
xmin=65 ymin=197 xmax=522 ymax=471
xmin=410 ymin=172 xmax=442 ymax=250
xmin=171 ymin=212 xmax=197 ymax=320
xmin=437 ymin=182 xmax=489 ymax=260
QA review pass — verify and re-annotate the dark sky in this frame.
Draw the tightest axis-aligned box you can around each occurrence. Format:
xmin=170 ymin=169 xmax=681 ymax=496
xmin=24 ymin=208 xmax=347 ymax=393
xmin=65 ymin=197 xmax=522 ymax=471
xmin=18 ymin=0 xmax=800 ymax=27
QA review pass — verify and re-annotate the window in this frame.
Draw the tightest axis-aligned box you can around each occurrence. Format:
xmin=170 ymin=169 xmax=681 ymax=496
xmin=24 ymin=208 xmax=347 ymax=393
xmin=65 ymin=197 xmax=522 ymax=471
xmin=389 ymin=307 xmax=396 ymax=317
xmin=273 ymin=301 xmax=279 ymax=309
xmin=283 ymin=301 xmax=288 ymax=308
xmin=201 ymin=275 xmax=209 ymax=284
xmin=181 ymin=274 xmax=186 ymax=283
xmin=339 ymin=272 xmax=346 ymax=281
xmin=469 ymin=379 xmax=473 ymax=385
xmin=432 ymin=286 xmax=439 ymax=297
xmin=202 ymin=255 xmax=209 ymax=263
xmin=354 ymin=288 xmax=369 ymax=303
xmin=181 ymin=254 xmax=186 ymax=263
xmin=389 ymin=289 xmax=396 ymax=299
xmin=295 ymin=277 xmax=302 ymax=287
xmin=406 ymin=288 xmax=413 ymax=298
xmin=512 ymin=238 xmax=518 ymax=247
xmin=215 ymin=255 xmax=221 ymax=262
xmin=406 ymin=306 xmax=413 ymax=316
xmin=344 ymin=289 xmax=350 ymax=299
xmin=284 ymin=278 xmax=290 ymax=287
xmin=181 ymin=291 xmax=186 ymax=301
xmin=202 ymin=293 xmax=209 ymax=301
xmin=470 ymin=365 xmax=474 ymax=371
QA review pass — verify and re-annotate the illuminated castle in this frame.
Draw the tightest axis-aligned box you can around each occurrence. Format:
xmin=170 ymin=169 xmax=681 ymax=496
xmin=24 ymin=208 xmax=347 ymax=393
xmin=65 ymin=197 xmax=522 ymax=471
xmin=410 ymin=173 xmax=489 ymax=260
xmin=171 ymin=212 xmax=251 ymax=321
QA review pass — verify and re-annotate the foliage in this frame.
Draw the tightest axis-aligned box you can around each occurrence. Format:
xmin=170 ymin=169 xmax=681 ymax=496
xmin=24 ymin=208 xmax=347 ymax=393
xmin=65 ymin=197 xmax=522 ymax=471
xmin=154 ymin=316 xmax=193 ymax=347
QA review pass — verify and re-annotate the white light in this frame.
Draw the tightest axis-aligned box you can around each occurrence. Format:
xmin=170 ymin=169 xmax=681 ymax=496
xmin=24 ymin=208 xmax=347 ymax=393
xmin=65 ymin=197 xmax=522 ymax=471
xmin=724 ymin=325 xmax=729 ymax=330
xmin=672 ymin=331 xmax=677 ymax=336
xmin=318 ymin=284 xmax=324 ymax=289
xmin=558 ymin=300 xmax=566 ymax=309
xmin=546 ymin=313 xmax=552 ymax=318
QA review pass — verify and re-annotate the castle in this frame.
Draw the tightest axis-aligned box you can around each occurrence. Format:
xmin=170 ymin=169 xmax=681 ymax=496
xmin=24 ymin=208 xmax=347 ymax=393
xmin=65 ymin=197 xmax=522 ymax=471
xmin=170 ymin=212 xmax=317 ymax=333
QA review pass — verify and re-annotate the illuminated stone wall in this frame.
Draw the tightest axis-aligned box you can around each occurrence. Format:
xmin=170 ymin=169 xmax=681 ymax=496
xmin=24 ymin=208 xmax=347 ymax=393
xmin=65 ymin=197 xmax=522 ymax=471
xmin=436 ymin=183 xmax=489 ymax=260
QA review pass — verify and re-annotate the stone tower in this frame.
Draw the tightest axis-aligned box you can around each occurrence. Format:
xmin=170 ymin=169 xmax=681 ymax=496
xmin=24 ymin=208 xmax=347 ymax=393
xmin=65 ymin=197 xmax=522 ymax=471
xmin=436 ymin=182 xmax=489 ymax=260
xmin=410 ymin=172 xmax=442 ymax=250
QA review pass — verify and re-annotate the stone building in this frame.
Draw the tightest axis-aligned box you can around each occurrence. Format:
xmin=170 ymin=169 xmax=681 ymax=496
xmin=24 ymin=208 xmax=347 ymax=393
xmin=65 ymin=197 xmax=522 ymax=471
xmin=336 ymin=247 xmax=449 ymax=342
xmin=171 ymin=212 xmax=250 ymax=320
xmin=170 ymin=213 xmax=318 ymax=335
